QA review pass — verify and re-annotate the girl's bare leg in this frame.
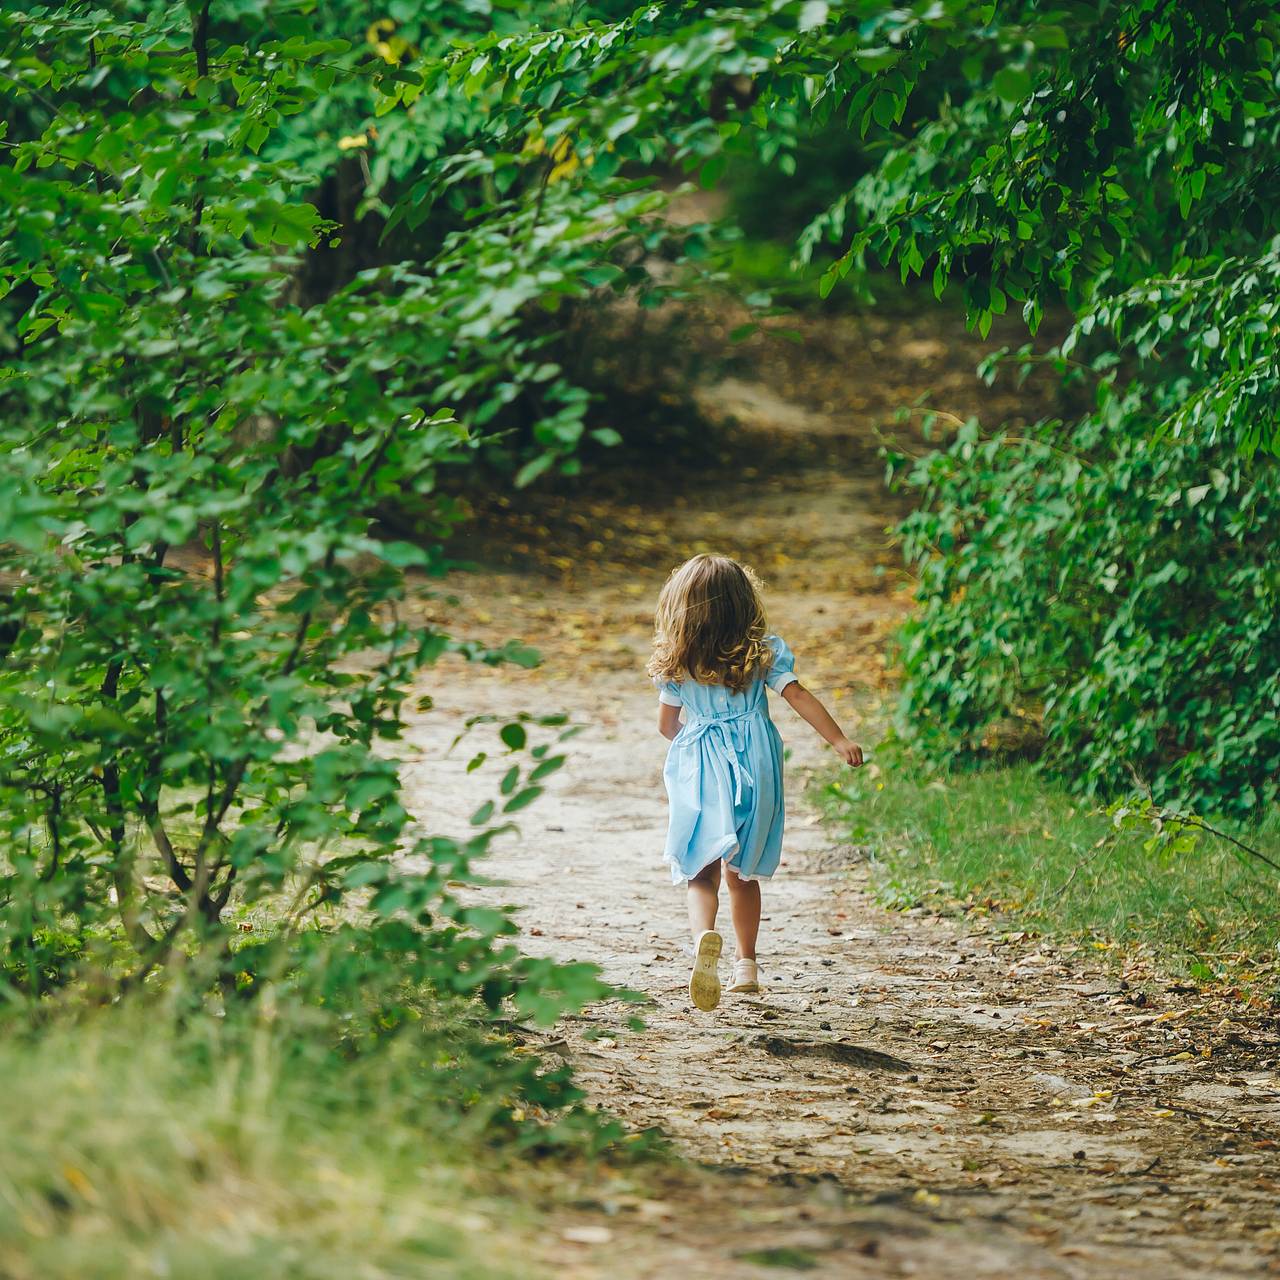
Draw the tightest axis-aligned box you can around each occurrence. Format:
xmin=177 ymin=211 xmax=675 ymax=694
xmin=724 ymin=865 xmax=761 ymax=960
xmin=687 ymin=859 xmax=721 ymax=939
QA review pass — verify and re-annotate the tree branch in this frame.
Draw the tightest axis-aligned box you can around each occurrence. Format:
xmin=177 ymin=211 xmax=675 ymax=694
xmin=189 ymin=1 xmax=212 ymax=252
xmin=1171 ymin=811 xmax=1280 ymax=876
xmin=144 ymin=805 xmax=193 ymax=893
xmin=41 ymin=782 xmax=63 ymax=882
xmin=193 ymin=1 xmax=211 ymax=77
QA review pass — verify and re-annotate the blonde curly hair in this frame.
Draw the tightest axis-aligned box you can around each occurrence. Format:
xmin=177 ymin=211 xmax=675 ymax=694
xmin=647 ymin=554 xmax=773 ymax=694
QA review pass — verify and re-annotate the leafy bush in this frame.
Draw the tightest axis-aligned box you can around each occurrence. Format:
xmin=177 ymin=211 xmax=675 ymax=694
xmin=0 ymin=3 xmax=638 ymax=1042
xmin=826 ymin=2 xmax=1280 ymax=815
xmin=891 ymin=393 xmax=1280 ymax=817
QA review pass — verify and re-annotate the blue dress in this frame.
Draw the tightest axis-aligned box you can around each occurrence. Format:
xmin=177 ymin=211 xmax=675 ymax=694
xmin=657 ymin=635 xmax=799 ymax=885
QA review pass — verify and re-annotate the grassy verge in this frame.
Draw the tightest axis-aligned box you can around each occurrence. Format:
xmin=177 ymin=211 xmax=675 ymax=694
xmin=816 ymin=754 xmax=1280 ymax=996
xmin=0 ymin=992 xmax=616 ymax=1280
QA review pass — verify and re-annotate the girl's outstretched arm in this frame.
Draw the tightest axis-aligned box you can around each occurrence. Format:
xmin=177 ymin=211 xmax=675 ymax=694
xmin=780 ymin=682 xmax=864 ymax=766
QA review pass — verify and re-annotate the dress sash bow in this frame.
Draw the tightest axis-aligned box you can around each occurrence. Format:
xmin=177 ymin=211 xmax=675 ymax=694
xmin=680 ymin=708 xmax=762 ymax=804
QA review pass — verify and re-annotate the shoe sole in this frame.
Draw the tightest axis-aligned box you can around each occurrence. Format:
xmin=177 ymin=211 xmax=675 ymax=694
xmin=689 ymin=930 xmax=723 ymax=1011
xmin=727 ymin=981 xmax=760 ymax=994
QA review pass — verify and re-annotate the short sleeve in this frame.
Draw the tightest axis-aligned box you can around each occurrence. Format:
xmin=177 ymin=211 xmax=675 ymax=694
xmin=764 ymin=635 xmax=799 ymax=693
xmin=656 ymin=680 xmax=683 ymax=707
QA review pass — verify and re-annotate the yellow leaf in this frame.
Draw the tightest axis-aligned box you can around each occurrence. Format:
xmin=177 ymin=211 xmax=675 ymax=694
xmin=338 ymin=133 xmax=369 ymax=151
xmin=1155 ymin=1006 xmax=1201 ymax=1023
xmin=61 ymin=1165 xmax=94 ymax=1198
xmin=549 ymin=152 xmax=580 ymax=184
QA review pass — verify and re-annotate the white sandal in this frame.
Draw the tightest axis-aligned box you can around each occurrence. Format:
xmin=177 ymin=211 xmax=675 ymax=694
xmin=689 ymin=930 xmax=723 ymax=1011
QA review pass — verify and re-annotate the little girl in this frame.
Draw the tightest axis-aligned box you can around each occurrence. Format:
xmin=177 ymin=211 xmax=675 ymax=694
xmin=648 ymin=554 xmax=863 ymax=1012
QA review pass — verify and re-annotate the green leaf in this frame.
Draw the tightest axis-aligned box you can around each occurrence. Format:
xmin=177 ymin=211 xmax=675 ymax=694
xmin=798 ymin=0 xmax=829 ymax=31
xmin=377 ymin=540 xmax=432 ymax=567
xmin=852 ymin=47 xmax=901 ymax=71
xmin=1030 ymin=24 xmax=1068 ymax=49
xmin=343 ymin=862 xmax=389 ymax=888
xmin=605 ymin=111 xmax=640 ymax=142
xmin=992 ymin=66 xmax=1032 ymax=104
xmin=515 ymin=454 xmax=555 ymax=488
xmin=528 ymin=755 xmax=566 ymax=783
xmin=699 ymin=154 xmax=727 ymax=189
xmin=503 ymin=786 xmax=543 ymax=813
xmin=500 ymin=643 xmax=541 ymax=669
xmin=872 ymin=91 xmax=899 ymax=129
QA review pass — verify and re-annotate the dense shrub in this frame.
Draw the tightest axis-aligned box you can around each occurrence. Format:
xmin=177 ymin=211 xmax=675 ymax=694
xmin=0 ymin=3 xmax=637 ymax=1029
xmin=892 ymin=391 xmax=1280 ymax=817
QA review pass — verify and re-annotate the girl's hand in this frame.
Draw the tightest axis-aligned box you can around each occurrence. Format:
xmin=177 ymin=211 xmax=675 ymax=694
xmin=834 ymin=737 xmax=864 ymax=767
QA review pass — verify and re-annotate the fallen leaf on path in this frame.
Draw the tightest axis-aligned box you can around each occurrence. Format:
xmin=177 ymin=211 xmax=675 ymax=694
xmin=705 ymin=1106 xmax=743 ymax=1120
xmin=1154 ymin=1006 xmax=1202 ymax=1023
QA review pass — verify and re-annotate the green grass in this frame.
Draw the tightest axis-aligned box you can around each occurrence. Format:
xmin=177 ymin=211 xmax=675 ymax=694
xmin=816 ymin=756 xmax=1280 ymax=992
xmin=0 ymin=998 xmax=560 ymax=1280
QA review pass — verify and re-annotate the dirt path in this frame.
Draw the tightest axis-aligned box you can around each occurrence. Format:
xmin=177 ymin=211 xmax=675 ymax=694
xmin=403 ymin=310 xmax=1280 ymax=1279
